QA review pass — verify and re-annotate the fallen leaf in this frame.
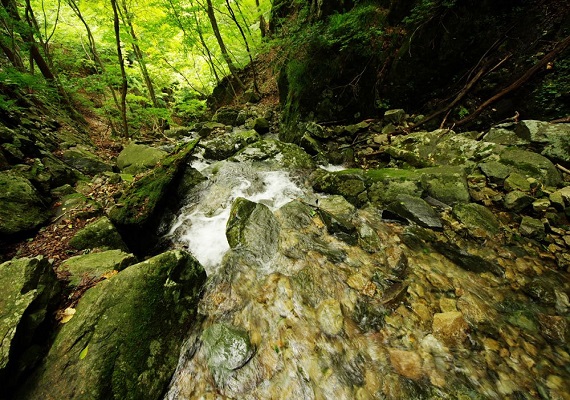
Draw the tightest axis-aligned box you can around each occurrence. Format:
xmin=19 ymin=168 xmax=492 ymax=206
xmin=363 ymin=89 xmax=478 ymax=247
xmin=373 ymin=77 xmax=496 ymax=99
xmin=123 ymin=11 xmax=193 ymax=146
xmin=79 ymin=345 xmax=88 ymax=360
xmin=61 ymin=307 xmax=76 ymax=324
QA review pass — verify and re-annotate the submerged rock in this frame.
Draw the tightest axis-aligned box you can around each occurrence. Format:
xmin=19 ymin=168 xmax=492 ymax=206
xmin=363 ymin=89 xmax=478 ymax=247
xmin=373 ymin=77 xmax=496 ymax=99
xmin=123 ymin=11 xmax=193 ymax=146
xmin=202 ymin=323 xmax=253 ymax=372
xmin=0 ymin=257 xmax=60 ymax=390
xmin=19 ymin=250 xmax=206 ymax=400
xmin=452 ymin=203 xmax=500 ymax=238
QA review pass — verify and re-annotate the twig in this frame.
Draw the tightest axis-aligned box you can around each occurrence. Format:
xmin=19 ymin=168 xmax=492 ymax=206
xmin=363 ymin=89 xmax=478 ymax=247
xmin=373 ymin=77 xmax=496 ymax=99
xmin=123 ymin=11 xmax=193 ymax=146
xmin=550 ymin=116 xmax=570 ymax=124
xmin=556 ymin=164 xmax=570 ymax=175
xmin=455 ymin=35 xmax=570 ymax=126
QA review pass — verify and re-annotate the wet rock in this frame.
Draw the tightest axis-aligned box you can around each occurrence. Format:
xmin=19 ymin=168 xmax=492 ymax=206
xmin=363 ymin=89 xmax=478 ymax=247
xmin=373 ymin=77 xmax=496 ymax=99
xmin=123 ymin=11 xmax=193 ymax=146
xmin=358 ymin=223 xmax=383 ymax=253
xmin=317 ymin=298 xmax=344 ymax=335
xmin=479 ymin=160 xmax=511 ymax=184
xmin=519 ymin=216 xmax=545 ymax=239
xmin=69 ymin=216 xmax=129 ymax=251
xmin=212 ymin=107 xmax=240 ymax=126
xmin=231 ymin=139 xmax=315 ymax=170
xmin=499 ymin=149 xmax=561 ymax=187
xmin=549 ymin=189 xmax=566 ymax=210
xmin=253 ymin=117 xmax=270 ymax=134
xmin=0 ymin=257 xmax=60 ymax=389
xmin=317 ymin=207 xmax=357 ymax=245
xmin=504 ymin=190 xmax=534 ymax=212
xmin=504 ymin=172 xmax=531 ymax=192
xmin=420 ymin=166 xmax=471 ymax=204
xmin=452 ymin=203 xmax=500 ymax=238
xmin=538 ymin=314 xmax=568 ymax=344
xmin=198 ymin=122 xmax=226 ymax=138
xmin=202 ymin=323 xmax=253 ymax=371
xmin=384 ymin=109 xmax=406 ymax=124
xmin=366 ymin=168 xmax=423 ymax=205
xmin=59 ymin=249 xmax=137 ymax=287
xmin=226 ymin=197 xmax=280 ymax=263
xmin=432 ymin=241 xmax=502 ymax=275
xmin=432 ymin=311 xmax=468 ymax=347
xmin=300 ymin=133 xmax=324 ymax=155
xmin=63 ymin=145 xmax=113 ymax=175
xmin=0 ymin=172 xmax=50 ymax=236
xmin=203 ymin=129 xmax=260 ymax=160
xmin=312 ymin=169 xmax=367 ymax=206
xmin=19 ymin=250 xmax=206 ymax=400
xmin=386 ymin=194 xmax=442 ymax=230
xmin=117 ymin=142 xmax=168 ymax=175
xmin=522 ymin=275 xmax=558 ymax=306
xmin=388 ymin=349 xmax=423 ymax=380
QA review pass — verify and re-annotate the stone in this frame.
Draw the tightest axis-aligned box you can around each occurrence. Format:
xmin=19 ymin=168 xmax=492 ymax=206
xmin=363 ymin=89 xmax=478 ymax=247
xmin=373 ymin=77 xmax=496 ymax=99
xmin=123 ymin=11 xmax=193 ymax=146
xmin=198 ymin=122 xmax=226 ymax=138
xmin=116 ymin=142 xmax=168 ymax=175
xmin=212 ymin=107 xmax=240 ymax=125
xmin=515 ymin=121 xmax=570 ymax=166
xmin=432 ymin=241 xmax=502 ymax=275
xmin=317 ymin=207 xmax=357 ymax=245
xmin=312 ymin=169 xmax=367 ymax=206
xmin=549 ymin=189 xmax=566 ymax=210
xmin=69 ymin=217 xmax=129 ymax=251
xmin=203 ymin=129 xmax=260 ymax=160
xmin=504 ymin=172 xmax=531 ymax=192
xmin=253 ymin=117 xmax=270 ymax=134
xmin=420 ymin=166 xmax=471 ymax=204
xmin=432 ymin=311 xmax=468 ymax=347
xmin=226 ymin=198 xmax=280 ymax=263
xmin=537 ymin=314 xmax=568 ymax=344
xmin=231 ymin=139 xmax=315 ymax=170
xmin=386 ymin=194 xmax=442 ymax=230
xmin=479 ymin=161 xmax=511 ymax=184
xmin=499 ymin=149 xmax=561 ymax=187
xmin=504 ymin=190 xmax=534 ymax=212
xmin=62 ymin=145 xmax=112 ymax=175
xmin=384 ymin=109 xmax=406 ymax=124
xmin=366 ymin=168 xmax=423 ymax=205
xmin=388 ymin=349 xmax=423 ymax=380
xmin=452 ymin=203 xmax=500 ymax=238
xmin=19 ymin=250 xmax=206 ymax=400
xmin=202 ymin=323 xmax=253 ymax=372
xmin=317 ymin=298 xmax=344 ymax=335
xmin=483 ymin=125 xmax=528 ymax=145
xmin=532 ymin=198 xmax=551 ymax=213
xmin=53 ymin=192 xmax=101 ymax=220
xmin=59 ymin=249 xmax=137 ymax=287
xmin=0 ymin=257 xmax=60 ymax=388
xmin=519 ymin=216 xmax=545 ymax=240
xmin=164 ymin=126 xmax=192 ymax=139
xmin=0 ymin=173 xmax=50 ymax=236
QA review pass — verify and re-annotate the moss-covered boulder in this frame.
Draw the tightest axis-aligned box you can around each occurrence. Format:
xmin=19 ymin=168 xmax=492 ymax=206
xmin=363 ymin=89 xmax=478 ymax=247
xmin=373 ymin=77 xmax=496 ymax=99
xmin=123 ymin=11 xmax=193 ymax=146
xmin=63 ymin=145 xmax=113 ymax=175
xmin=116 ymin=142 xmax=168 ymax=175
xmin=19 ymin=250 xmax=206 ymax=400
xmin=69 ymin=217 xmax=129 ymax=251
xmin=59 ymin=249 xmax=137 ymax=287
xmin=366 ymin=168 xmax=423 ymax=205
xmin=0 ymin=173 xmax=50 ymax=237
xmin=212 ymin=107 xmax=240 ymax=126
xmin=0 ymin=257 xmax=60 ymax=390
xmin=452 ymin=203 xmax=500 ymax=239
xmin=253 ymin=117 xmax=270 ymax=134
xmin=499 ymin=149 xmax=561 ymax=187
xmin=515 ymin=120 xmax=570 ymax=167
xmin=230 ymin=139 xmax=315 ymax=170
xmin=387 ymin=194 xmax=442 ymax=230
xmin=203 ymin=129 xmax=260 ymax=160
xmin=226 ymin=197 xmax=280 ymax=263
xmin=419 ymin=166 xmax=471 ymax=204
xmin=312 ymin=169 xmax=367 ymax=206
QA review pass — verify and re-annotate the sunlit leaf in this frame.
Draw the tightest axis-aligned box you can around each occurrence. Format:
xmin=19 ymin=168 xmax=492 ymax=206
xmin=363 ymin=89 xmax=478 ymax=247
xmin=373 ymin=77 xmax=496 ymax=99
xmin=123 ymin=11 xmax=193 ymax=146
xmin=61 ymin=307 xmax=76 ymax=324
xmin=79 ymin=345 xmax=89 ymax=360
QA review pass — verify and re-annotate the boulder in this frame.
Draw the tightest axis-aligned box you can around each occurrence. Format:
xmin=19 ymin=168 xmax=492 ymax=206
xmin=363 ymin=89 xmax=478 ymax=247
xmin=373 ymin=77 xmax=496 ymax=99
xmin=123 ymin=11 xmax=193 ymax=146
xmin=386 ymin=194 xmax=442 ymax=230
xmin=504 ymin=190 xmax=534 ymax=212
xmin=519 ymin=216 xmax=545 ymax=240
xmin=212 ymin=107 xmax=240 ymax=125
xmin=203 ymin=129 xmax=260 ymax=160
xmin=515 ymin=121 xmax=570 ymax=166
xmin=19 ymin=250 xmax=206 ymax=400
xmin=419 ymin=166 xmax=471 ymax=204
xmin=59 ymin=249 xmax=137 ymax=287
xmin=253 ymin=117 xmax=270 ymax=134
xmin=198 ymin=122 xmax=226 ymax=138
xmin=499 ymin=149 xmax=561 ymax=187
xmin=0 ymin=173 xmax=50 ymax=236
xmin=366 ymin=168 xmax=423 ymax=205
xmin=69 ymin=216 xmax=129 ymax=251
xmin=0 ymin=257 xmax=60 ymax=388
xmin=226 ymin=197 xmax=280 ymax=263
xmin=63 ymin=145 xmax=113 ymax=175
xmin=384 ymin=109 xmax=406 ymax=124
xmin=117 ymin=142 xmax=168 ymax=175
xmin=479 ymin=161 xmax=511 ymax=184
xmin=312 ymin=169 xmax=367 ymax=206
xmin=483 ymin=125 xmax=528 ymax=145
xmin=231 ymin=139 xmax=315 ymax=170
xmin=452 ymin=203 xmax=500 ymax=238
xmin=504 ymin=172 xmax=531 ymax=192
xmin=202 ymin=323 xmax=253 ymax=375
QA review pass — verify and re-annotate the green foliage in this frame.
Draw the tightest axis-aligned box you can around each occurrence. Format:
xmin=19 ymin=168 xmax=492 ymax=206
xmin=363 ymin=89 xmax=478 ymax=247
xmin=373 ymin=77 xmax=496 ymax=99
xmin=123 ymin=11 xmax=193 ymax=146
xmin=530 ymin=57 xmax=570 ymax=118
xmin=403 ymin=0 xmax=457 ymax=26
xmin=324 ymin=5 xmax=385 ymax=53
xmin=173 ymin=90 xmax=207 ymax=123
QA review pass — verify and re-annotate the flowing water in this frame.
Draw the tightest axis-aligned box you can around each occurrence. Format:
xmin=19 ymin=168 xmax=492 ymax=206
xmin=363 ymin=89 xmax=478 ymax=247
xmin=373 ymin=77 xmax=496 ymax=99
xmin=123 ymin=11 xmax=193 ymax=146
xmin=164 ymin=139 xmax=570 ymax=399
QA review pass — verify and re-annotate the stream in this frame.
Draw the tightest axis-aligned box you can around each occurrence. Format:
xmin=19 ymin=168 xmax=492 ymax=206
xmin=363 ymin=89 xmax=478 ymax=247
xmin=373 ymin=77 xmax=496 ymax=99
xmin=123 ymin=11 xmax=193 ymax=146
xmin=163 ymin=134 xmax=570 ymax=399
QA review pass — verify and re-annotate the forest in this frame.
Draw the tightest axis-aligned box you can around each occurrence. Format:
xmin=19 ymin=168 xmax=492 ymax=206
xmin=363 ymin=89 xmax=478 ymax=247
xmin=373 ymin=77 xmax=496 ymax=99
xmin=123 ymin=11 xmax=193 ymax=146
xmin=1 ymin=0 xmax=570 ymax=399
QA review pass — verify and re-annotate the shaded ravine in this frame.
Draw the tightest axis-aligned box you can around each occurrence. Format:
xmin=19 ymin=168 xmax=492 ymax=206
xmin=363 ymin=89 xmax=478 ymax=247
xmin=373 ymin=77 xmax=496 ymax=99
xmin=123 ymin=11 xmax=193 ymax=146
xmin=163 ymin=136 xmax=569 ymax=399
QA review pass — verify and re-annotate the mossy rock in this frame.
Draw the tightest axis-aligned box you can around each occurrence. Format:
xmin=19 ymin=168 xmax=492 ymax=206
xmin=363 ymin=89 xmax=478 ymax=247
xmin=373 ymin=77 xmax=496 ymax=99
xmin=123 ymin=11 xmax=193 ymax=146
xmin=59 ymin=249 xmax=137 ymax=287
xmin=19 ymin=250 xmax=206 ymax=400
xmin=419 ymin=166 xmax=471 ymax=205
xmin=452 ymin=203 xmax=500 ymax=238
xmin=202 ymin=323 xmax=253 ymax=373
xmin=0 ymin=172 xmax=50 ymax=237
xmin=312 ymin=169 xmax=367 ymax=206
xmin=499 ymin=149 xmax=561 ymax=187
xmin=63 ymin=145 xmax=113 ymax=175
xmin=116 ymin=142 xmax=168 ymax=175
xmin=203 ymin=129 xmax=260 ymax=160
xmin=69 ymin=217 xmax=128 ymax=251
xmin=109 ymin=140 xmax=199 ymax=229
xmin=386 ymin=194 xmax=442 ymax=230
xmin=230 ymin=139 xmax=315 ymax=170
xmin=54 ymin=192 xmax=101 ymax=220
xmin=0 ymin=257 xmax=60 ymax=389
xmin=365 ymin=168 xmax=423 ymax=205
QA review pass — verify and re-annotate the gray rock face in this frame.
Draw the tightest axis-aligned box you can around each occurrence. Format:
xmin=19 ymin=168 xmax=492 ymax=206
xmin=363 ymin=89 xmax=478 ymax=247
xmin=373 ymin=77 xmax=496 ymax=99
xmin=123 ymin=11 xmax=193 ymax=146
xmin=63 ymin=145 xmax=113 ymax=175
xmin=0 ymin=173 xmax=50 ymax=236
xmin=387 ymin=194 xmax=442 ymax=230
xmin=515 ymin=121 xmax=570 ymax=166
xmin=19 ymin=250 xmax=206 ymax=400
xmin=0 ymin=257 xmax=60 ymax=387
xmin=69 ymin=216 xmax=129 ymax=251
xmin=117 ymin=142 xmax=168 ymax=175
xmin=226 ymin=197 xmax=280 ymax=263
xmin=499 ymin=149 xmax=561 ymax=187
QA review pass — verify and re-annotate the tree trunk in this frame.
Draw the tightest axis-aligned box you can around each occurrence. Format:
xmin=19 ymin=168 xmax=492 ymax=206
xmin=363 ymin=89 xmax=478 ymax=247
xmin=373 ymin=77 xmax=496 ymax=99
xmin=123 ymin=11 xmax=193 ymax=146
xmin=204 ymin=0 xmax=245 ymax=89
xmin=110 ymin=0 xmax=129 ymax=137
